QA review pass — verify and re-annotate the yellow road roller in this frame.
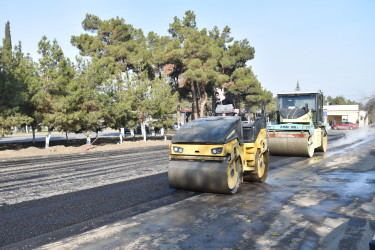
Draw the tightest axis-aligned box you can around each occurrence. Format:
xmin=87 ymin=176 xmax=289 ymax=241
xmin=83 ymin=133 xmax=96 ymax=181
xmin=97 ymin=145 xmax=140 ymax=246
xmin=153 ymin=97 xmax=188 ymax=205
xmin=267 ymin=91 xmax=328 ymax=157
xmin=168 ymin=102 xmax=269 ymax=194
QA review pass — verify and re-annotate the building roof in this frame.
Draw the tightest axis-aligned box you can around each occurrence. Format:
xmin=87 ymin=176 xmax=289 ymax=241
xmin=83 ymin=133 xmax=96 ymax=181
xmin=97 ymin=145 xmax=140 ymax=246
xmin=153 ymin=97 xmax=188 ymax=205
xmin=323 ymin=105 xmax=359 ymax=111
xmin=277 ymin=90 xmax=323 ymax=96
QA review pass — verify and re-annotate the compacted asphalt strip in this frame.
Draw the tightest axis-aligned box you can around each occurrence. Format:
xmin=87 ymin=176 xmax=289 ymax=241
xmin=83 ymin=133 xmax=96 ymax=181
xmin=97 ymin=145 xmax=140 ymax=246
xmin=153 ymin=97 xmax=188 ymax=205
xmin=0 ymin=145 xmax=200 ymax=248
xmin=1 ymin=173 xmax=197 ymax=248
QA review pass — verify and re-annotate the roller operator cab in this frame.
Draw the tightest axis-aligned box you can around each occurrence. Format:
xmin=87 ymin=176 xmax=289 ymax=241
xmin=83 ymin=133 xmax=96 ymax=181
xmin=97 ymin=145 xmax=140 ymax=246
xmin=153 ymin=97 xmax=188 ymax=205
xmin=168 ymin=101 xmax=269 ymax=195
xmin=267 ymin=91 xmax=328 ymax=157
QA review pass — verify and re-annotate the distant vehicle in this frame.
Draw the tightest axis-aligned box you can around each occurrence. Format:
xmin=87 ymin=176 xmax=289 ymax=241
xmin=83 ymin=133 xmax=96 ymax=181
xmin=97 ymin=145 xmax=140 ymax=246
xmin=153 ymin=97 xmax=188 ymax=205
xmin=136 ymin=124 xmax=151 ymax=134
xmin=331 ymin=122 xmax=358 ymax=130
xmin=124 ymin=124 xmax=151 ymax=134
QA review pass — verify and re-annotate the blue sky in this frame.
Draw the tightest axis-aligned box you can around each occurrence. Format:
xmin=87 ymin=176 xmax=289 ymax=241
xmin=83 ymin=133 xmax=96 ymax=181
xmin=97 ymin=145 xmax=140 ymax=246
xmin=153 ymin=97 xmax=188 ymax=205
xmin=1 ymin=0 xmax=374 ymax=103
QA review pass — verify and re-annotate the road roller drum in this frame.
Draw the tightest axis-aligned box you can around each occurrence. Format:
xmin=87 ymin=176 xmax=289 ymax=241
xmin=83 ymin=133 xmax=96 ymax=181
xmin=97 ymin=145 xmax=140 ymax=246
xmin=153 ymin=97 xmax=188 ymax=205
xmin=168 ymin=157 xmax=241 ymax=194
xmin=268 ymin=131 xmax=314 ymax=157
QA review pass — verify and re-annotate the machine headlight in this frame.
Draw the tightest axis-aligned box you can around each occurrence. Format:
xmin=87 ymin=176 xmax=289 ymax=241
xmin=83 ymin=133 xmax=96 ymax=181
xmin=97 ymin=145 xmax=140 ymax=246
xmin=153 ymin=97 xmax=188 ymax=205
xmin=211 ymin=147 xmax=223 ymax=154
xmin=268 ymin=126 xmax=274 ymax=129
xmin=173 ymin=146 xmax=184 ymax=153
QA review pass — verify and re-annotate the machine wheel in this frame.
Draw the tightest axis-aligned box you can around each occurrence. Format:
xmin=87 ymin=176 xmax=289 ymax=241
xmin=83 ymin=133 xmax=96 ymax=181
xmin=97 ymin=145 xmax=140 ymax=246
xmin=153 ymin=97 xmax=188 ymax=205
xmin=307 ymin=136 xmax=315 ymax=158
xmin=334 ymin=126 xmax=338 ymax=130
xmin=349 ymin=126 xmax=354 ymax=130
xmin=316 ymin=134 xmax=327 ymax=152
xmin=227 ymin=157 xmax=241 ymax=194
xmin=243 ymin=149 xmax=269 ymax=183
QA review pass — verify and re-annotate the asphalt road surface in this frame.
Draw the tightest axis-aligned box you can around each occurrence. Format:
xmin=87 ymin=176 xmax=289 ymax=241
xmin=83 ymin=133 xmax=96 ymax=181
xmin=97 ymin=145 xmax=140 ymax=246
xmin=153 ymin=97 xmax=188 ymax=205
xmin=1 ymin=129 xmax=375 ymax=249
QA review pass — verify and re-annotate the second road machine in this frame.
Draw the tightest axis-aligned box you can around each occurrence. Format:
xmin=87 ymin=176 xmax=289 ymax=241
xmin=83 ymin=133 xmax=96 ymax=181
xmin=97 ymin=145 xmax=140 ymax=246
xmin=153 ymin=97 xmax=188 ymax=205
xmin=267 ymin=91 xmax=328 ymax=157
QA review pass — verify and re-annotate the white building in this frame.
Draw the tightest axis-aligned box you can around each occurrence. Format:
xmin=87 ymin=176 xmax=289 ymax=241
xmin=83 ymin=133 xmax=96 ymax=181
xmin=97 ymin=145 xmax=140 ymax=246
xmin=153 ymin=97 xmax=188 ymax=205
xmin=323 ymin=105 xmax=368 ymax=128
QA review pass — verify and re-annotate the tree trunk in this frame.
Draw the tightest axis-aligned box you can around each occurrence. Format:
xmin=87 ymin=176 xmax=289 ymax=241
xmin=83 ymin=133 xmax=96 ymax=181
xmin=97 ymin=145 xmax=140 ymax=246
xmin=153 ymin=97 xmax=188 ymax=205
xmin=191 ymin=81 xmax=198 ymax=120
xmin=200 ymin=86 xmax=208 ymax=118
xmin=195 ymin=81 xmax=200 ymax=118
xmin=65 ymin=132 xmax=69 ymax=142
xmin=142 ymin=120 xmax=146 ymax=142
xmin=177 ymin=92 xmax=181 ymax=127
xmin=161 ymin=128 xmax=165 ymax=140
xmin=119 ymin=128 xmax=124 ymax=144
xmin=45 ymin=129 xmax=52 ymax=149
xmin=163 ymin=128 xmax=167 ymax=141
xmin=196 ymin=81 xmax=202 ymax=117
xmin=119 ymin=130 xmax=123 ymax=144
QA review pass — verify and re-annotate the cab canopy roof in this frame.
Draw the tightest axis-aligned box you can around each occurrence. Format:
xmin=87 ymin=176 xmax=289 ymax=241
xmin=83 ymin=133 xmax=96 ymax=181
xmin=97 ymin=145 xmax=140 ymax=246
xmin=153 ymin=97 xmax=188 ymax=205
xmin=172 ymin=116 xmax=243 ymax=144
xmin=277 ymin=90 xmax=323 ymax=96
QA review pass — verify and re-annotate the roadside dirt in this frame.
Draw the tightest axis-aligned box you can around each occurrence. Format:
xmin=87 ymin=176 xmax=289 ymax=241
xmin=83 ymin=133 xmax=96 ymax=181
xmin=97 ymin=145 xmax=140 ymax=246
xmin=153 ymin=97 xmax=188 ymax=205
xmin=1 ymin=129 xmax=372 ymax=160
xmin=0 ymin=137 xmax=171 ymax=160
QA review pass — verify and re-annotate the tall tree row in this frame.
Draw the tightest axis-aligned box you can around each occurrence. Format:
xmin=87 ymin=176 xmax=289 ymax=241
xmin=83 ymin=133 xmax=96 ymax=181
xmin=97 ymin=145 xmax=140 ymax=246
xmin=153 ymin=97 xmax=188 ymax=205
xmin=325 ymin=95 xmax=363 ymax=108
xmin=0 ymin=11 xmax=275 ymax=146
xmin=71 ymin=14 xmax=177 ymax=142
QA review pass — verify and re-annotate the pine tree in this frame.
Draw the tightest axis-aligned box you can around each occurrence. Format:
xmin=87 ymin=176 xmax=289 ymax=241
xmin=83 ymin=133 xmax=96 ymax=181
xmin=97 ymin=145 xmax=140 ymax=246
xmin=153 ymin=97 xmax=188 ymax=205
xmin=17 ymin=54 xmax=39 ymax=141
xmin=72 ymin=14 xmax=150 ymax=142
xmin=4 ymin=21 xmax=11 ymax=50
xmin=32 ymin=36 xmax=74 ymax=147
xmin=165 ymin=11 xmax=259 ymax=119
xmin=0 ymin=21 xmax=32 ymax=136
xmin=166 ymin=12 xmax=218 ymax=119
xmin=1 ymin=21 xmax=12 ymax=70
xmin=149 ymin=76 xmax=178 ymax=140
xmin=58 ymin=58 xmax=104 ymax=144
